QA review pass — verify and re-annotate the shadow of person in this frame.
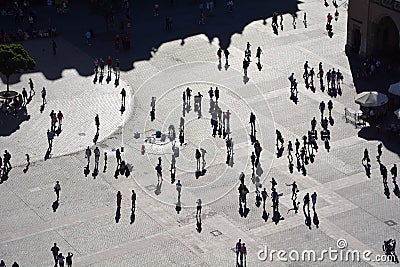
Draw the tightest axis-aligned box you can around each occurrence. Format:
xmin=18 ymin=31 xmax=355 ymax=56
xmin=130 ymin=209 xmax=136 ymax=224
xmin=93 ymin=73 xmax=98 ymax=84
xmin=304 ymin=208 xmax=312 ymax=229
xmin=243 ymin=75 xmax=249 ymax=84
xmin=250 ymin=132 xmax=257 ymax=144
xmin=272 ymin=209 xmax=284 ymax=225
xmin=40 ymin=104 xmax=45 ymax=113
xmin=103 ymin=161 xmax=107 ymax=173
xmin=99 ymin=73 xmax=104 ymax=84
xmin=256 ymin=163 xmax=263 ymax=176
xmin=256 ymin=62 xmax=263 ymax=71
xmin=228 ymin=153 xmax=234 ymax=167
xmin=310 ymin=84 xmax=316 ymax=93
xmin=290 ymin=91 xmax=298 ymax=104
xmin=52 ymin=200 xmax=59 ymax=212
xmin=23 ymin=162 xmax=30 ymax=173
xmin=393 ymin=182 xmax=400 ymax=198
xmin=83 ymin=164 xmax=90 ymax=177
xmin=319 ymin=79 xmax=325 ymax=92
xmin=114 ymin=76 xmax=120 ymax=87
xmin=384 ymin=182 xmax=391 ymax=199
xmin=272 ymin=24 xmax=278 ymax=35
xmin=55 ymin=126 xmax=62 ymax=136
xmin=196 ymin=215 xmax=202 ymax=233
xmin=224 ymin=64 xmax=230 ymax=71
xmin=363 ymin=162 xmax=371 ymax=178
xmin=175 ymin=199 xmax=182 ymax=214
xmin=312 ymin=209 xmax=319 ymax=228
xmin=301 ymin=165 xmax=307 ymax=176
xmin=115 ymin=207 xmax=121 ymax=223
xmin=276 ymin=145 xmax=284 ymax=158
xmin=329 ymin=116 xmax=334 ymax=126
xmin=217 ymin=62 xmax=222 ymax=71
xmin=324 ymin=139 xmax=331 ymax=152
xmin=170 ymin=169 xmax=176 ymax=184
xmin=120 ymin=104 xmax=125 ymax=115
xmin=0 ymin=169 xmax=9 ymax=183
xmin=93 ymin=131 xmax=99 ymax=144
xmin=106 ymin=73 xmax=112 ymax=84
xmin=155 ymin=180 xmax=162 ymax=195
xmin=262 ymin=209 xmax=269 ymax=222
xmin=44 ymin=146 xmax=52 ymax=160
xmin=92 ymin=167 xmax=99 ymax=179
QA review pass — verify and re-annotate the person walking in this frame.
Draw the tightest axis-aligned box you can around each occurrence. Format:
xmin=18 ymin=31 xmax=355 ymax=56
xmin=249 ymin=112 xmax=256 ymax=134
xmin=94 ymin=146 xmax=100 ymax=170
xmin=66 ymin=252 xmax=73 ymax=267
xmin=22 ymin=87 xmax=28 ymax=104
xmin=131 ymin=190 xmax=136 ymax=211
xmin=195 ymin=149 xmax=201 ymax=171
xmin=155 ymin=163 xmax=162 ymax=181
xmin=215 ymin=87 xmax=219 ymax=102
xmin=41 ymin=87 xmax=47 ymax=105
xmin=29 ymin=78 xmax=35 ymax=96
xmin=235 ymin=239 xmax=242 ymax=265
xmin=116 ymin=148 xmax=122 ymax=165
xmin=47 ymin=129 xmax=55 ymax=147
xmin=250 ymin=152 xmax=256 ymax=170
xmin=196 ymin=198 xmax=202 ymax=216
xmin=116 ymin=191 xmax=122 ymax=208
xmin=85 ymin=146 xmax=91 ymax=165
xmin=319 ymin=101 xmax=325 ymax=119
xmin=51 ymin=243 xmax=60 ymax=267
xmin=224 ymin=48 xmax=230 ymax=66
xmin=362 ymin=148 xmax=370 ymax=164
xmin=286 ymin=181 xmax=299 ymax=200
xmin=58 ymin=253 xmax=65 ymax=267
xmin=3 ymin=150 xmax=11 ymax=171
xmin=217 ymin=47 xmax=222 ymax=63
xmin=311 ymin=192 xmax=317 ymax=209
xmin=256 ymin=46 xmax=262 ymax=63
xmin=95 ymin=114 xmax=100 ymax=132
xmin=176 ymin=179 xmax=182 ymax=199
xmin=57 ymin=111 xmax=64 ymax=126
xmin=240 ymin=243 xmax=247 ymax=267
xmin=54 ymin=181 xmax=61 ymax=201
xmin=120 ymin=88 xmax=126 ymax=106
xmin=261 ymin=188 xmax=268 ymax=209
xmin=303 ymin=193 xmax=310 ymax=211
xmin=391 ymin=164 xmax=397 ymax=182
xmin=243 ymin=58 xmax=249 ymax=76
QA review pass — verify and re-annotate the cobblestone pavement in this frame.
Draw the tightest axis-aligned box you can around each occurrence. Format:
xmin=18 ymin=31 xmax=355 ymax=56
xmin=0 ymin=0 xmax=399 ymax=266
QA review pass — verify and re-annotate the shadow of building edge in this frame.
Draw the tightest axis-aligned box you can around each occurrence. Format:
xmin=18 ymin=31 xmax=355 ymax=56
xmin=0 ymin=0 xmax=300 ymax=84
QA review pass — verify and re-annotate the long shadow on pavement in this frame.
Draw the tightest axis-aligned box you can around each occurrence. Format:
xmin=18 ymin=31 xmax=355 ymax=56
xmin=0 ymin=0 xmax=300 ymax=82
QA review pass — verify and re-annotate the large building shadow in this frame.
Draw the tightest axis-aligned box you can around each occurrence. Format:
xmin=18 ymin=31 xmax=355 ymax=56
xmin=346 ymin=50 xmax=400 ymax=156
xmin=0 ymin=0 xmax=300 ymax=83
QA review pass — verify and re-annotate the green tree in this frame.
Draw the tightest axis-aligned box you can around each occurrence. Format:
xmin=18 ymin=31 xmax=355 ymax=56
xmin=0 ymin=44 xmax=36 ymax=92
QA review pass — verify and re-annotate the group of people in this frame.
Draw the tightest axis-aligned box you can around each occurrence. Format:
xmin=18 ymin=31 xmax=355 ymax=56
xmin=50 ymin=243 xmax=73 ymax=267
xmin=93 ymin=56 xmax=121 ymax=84
xmin=242 ymin=42 xmax=264 ymax=74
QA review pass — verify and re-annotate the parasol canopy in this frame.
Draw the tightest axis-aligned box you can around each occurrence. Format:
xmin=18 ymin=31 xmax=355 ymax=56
xmin=389 ymin=82 xmax=400 ymax=96
xmin=355 ymin=91 xmax=388 ymax=107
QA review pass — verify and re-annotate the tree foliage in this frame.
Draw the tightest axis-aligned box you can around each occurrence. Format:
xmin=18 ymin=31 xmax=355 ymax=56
xmin=0 ymin=44 xmax=36 ymax=91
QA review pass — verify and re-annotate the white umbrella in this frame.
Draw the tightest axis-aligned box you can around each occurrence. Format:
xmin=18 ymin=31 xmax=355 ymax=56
xmin=389 ymin=82 xmax=400 ymax=96
xmin=355 ymin=91 xmax=388 ymax=107
xmin=394 ymin=108 xmax=400 ymax=119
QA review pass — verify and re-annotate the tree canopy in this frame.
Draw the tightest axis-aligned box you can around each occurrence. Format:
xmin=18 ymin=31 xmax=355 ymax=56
xmin=0 ymin=44 xmax=36 ymax=92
